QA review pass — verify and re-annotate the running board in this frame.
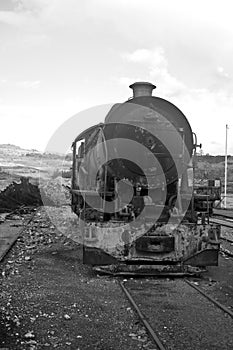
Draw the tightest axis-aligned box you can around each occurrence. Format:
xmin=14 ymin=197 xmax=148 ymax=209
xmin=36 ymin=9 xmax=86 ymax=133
xmin=93 ymin=264 xmax=205 ymax=277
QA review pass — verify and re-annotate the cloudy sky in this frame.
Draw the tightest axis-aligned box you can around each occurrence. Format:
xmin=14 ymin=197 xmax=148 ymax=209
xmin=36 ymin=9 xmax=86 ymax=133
xmin=0 ymin=0 xmax=232 ymax=154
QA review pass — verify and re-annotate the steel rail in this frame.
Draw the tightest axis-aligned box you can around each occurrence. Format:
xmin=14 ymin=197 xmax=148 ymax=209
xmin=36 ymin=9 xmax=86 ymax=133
xmin=210 ymin=218 xmax=233 ymax=229
xmin=185 ymin=279 xmax=233 ymax=319
xmin=214 ymin=215 xmax=233 ymax=221
xmin=213 ymin=211 xmax=233 ymax=220
xmin=119 ymin=281 xmax=166 ymax=350
xmin=221 ymin=236 xmax=233 ymax=244
xmin=0 ymin=208 xmax=37 ymax=263
xmin=120 ymin=278 xmax=233 ymax=350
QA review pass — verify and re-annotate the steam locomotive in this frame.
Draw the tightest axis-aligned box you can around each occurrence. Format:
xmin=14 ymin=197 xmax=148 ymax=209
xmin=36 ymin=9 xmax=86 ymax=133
xmin=71 ymin=82 xmax=220 ymax=274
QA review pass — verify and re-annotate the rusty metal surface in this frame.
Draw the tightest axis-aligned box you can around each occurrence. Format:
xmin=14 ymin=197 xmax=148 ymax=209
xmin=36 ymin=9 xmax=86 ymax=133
xmin=183 ymin=249 xmax=219 ymax=266
xmin=94 ymin=264 xmax=203 ymax=277
xmin=82 ymin=221 xmax=220 ymax=266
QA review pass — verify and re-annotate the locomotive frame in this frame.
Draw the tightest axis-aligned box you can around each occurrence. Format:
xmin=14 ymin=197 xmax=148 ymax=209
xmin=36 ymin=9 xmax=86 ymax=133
xmin=71 ymin=82 xmax=220 ymax=274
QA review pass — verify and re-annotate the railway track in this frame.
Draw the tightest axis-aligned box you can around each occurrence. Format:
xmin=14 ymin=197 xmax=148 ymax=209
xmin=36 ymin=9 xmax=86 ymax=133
xmin=0 ymin=207 xmax=37 ymax=263
xmin=120 ymin=278 xmax=233 ymax=350
xmin=213 ymin=209 xmax=233 ymax=220
xmin=210 ymin=217 xmax=233 ymax=229
xmin=211 ymin=208 xmax=233 ymax=227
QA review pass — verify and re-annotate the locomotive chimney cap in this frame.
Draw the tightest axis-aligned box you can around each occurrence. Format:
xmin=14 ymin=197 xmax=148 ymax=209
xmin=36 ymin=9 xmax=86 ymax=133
xmin=129 ymin=81 xmax=156 ymax=98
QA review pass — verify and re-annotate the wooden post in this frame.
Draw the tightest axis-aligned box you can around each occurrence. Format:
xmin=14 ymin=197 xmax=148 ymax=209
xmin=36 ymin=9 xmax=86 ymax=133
xmin=224 ymin=124 xmax=228 ymax=209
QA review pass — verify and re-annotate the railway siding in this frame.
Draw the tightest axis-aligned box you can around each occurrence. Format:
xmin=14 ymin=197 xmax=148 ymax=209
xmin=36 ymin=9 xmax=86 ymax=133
xmin=123 ymin=279 xmax=233 ymax=350
xmin=0 ymin=219 xmax=23 ymax=261
xmin=0 ymin=207 xmax=155 ymax=349
xmin=0 ymin=209 xmax=37 ymax=263
xmin=1 ymin=206 xmax=233 ymax=349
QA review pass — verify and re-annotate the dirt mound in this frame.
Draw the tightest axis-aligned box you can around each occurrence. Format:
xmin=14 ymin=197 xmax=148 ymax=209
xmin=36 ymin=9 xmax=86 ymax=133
xmin=0 ymin=177 xmax=42 ymax=212
xmin=39 ymin=176 xmax=71 ymax=207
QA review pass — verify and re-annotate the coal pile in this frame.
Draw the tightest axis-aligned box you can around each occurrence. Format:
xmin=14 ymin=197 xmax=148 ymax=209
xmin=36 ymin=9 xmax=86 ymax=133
xmin=0 ymin=177 xmax=43 ymax=212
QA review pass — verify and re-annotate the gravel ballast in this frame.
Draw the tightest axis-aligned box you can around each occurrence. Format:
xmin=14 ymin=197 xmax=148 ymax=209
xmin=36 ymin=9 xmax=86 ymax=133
xmin=125 ymin=279 xmax=233 ymax=350
xmin=0 ymin=207 xmax=155 ymax=349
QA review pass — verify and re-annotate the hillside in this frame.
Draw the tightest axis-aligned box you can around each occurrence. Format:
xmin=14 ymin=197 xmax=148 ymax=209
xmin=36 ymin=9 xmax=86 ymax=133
xmin=0 ymin=144 xmax=232 ymax=194
xmin=0 ymin=144 xmax=72 ymax=191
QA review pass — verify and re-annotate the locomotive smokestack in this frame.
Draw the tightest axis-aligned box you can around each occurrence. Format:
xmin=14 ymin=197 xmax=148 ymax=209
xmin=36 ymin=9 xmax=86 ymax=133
xmin=129 ymin=82 xmax=156 ymax=98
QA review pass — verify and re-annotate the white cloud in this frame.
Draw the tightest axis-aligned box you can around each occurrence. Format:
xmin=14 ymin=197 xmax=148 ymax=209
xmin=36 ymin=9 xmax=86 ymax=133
xmin=119 ymin=47 xmax=233 ymax=154
xmin=0 ymin=79 xmax=40 ymax=89
xmin=0 ymin=0 xmax=86 ymax=28
xmin=121 ymin=47 xmax=186 ymax=97
xmin=176 ymin=89 xmax=233 ymax=154
xmin=0 ymin=0 xmax=233 ymax=154
xmin=122 ymin=48 xmax=166 ymax=66
xmin=16 ymin=80 xmax=41 ymax=88
xmin=216 ymin=66 xmax=230 ymax=79
xmin=0 ymin=8 xmax=34 ymax=27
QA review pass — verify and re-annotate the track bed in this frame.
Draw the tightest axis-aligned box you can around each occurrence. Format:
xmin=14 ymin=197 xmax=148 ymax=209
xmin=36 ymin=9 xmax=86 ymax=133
xmin=122 ymin=278 xmax=233 ymax=350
